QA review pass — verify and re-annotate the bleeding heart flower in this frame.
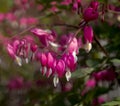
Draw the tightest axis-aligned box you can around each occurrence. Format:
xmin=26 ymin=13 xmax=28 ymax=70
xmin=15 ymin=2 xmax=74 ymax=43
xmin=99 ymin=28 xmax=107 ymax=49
xmin=83 ymin=7 xmax=99 ymax=22
xmin=31 ymin=28 xmax=55 ymax=46
xmin=83 ymin=25 xmax=94 ymax=52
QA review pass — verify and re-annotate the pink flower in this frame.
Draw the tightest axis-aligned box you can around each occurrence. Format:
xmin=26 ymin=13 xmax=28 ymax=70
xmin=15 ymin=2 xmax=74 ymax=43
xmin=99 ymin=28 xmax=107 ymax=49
xmin=62 ymin=82 xmax=73 ymax=92
xmin=27 ymin=17 xmax=38 ymax=25
xmin=72 ymin=0 xmax=81 ymax=11
xmin=0 ymin=13 xmax=4 ymax=22
xmin=50 ymin=6 xmax=59 ymax=12
xmin=90 ymin=1 xmax=99 ymax=10
xmin=31 ymin=28 xmax=55 ymax=46
xmin=83 ymin=7 xmax=99 ymax=22
xmin=72 ymin=2 xmax=78 ymax=11
xmin=93 ymin=69 xmax=116 ymax=81
xmin=65 ymin=53 xmax=77 ymax=72
xmin=92 ymin=96 xmax=105 ymax=106
xmin=53 ymin=59 xmax=65 ymax=87
xmin=61 ymin=0 xmax=72 ymax=6
xmin=19 ymin=17 xmax=28 ymax=28
xmin=7 ymin=76 xmax=24 ymax=90
xmin=7 ymin=36 xmax=37 ymax=66
xmin=7 ymin=38 xmax=20 ymax=59
xmin=37 ymin=4 xmax=44 ymax=11
xmin=85 ymin=78 xmax=96 ymax=88
xmin=83 ymin=26 xmax=94 ymax=52
xmin=38 ymin=52 xmax=55 ymax=77
xmin=56 ymin=59 xmax=65 ymax=78
xmin=59 ymin=34 xmax=79 ymax=54
xmin=5 ymin=13 xmax=16 ymax=21
xmin=84 ymin=26 xmax=93 ymax=43
xmin=68 ymin=36 xmax=79 ymax=54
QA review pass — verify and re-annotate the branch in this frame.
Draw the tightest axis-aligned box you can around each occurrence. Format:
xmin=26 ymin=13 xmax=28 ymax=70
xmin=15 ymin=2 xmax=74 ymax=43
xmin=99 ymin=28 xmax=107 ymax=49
xmin=94 ymin=35 xmax=109 ymax=57
xmin=54 ymin=23 xmax=79 ymax=29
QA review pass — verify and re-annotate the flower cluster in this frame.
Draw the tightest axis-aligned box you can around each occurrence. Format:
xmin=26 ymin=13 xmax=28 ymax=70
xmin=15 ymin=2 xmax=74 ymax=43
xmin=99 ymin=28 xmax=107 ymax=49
xmin=83 ymin=1 xmax=99 ymax=22
xmin=6 ymin=28 xmax=81 ymax=87
xmin=7 ymin=36 xmax=38 ymax=66
xmin=82 ymin=68 xmax=116 ymax=96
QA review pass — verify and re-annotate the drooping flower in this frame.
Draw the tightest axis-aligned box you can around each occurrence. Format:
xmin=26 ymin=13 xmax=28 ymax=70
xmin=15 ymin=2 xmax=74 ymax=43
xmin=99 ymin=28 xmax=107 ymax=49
xmin=83 ymin=7 xmax=99 ymax=22
xmin=0 ymin=13 xmax=4 ymax=22
xmin=56 ymin=59 xmax=66 ymax=78
xmin=59 ymin=34 xmax=79 ymax=54
xmin=31 ymin=28 xmax=56 ymax=47
xmin=7 ymin=36 xmax=37 ymax=66
xmin=90 ymin=1 xmax=99 ymax=10
xmin=61 ymin=0 xmax=72 ymax=6
xmin=85 ymin=78 xmax=96 ymax=88
xmin=92 ymin=96 xmax=105 ymax=106
xmin=92 ymin=69 xmax=116 ymax=81
xmin=72 ymin=0 xmax=81 ymax=12
xmin=7 ymin=76 xmax=24 ymax=90
xmin=62 ymin=53 xmax=77 ymax=81
xmin=83 ymin=25 xmax=94 ymax=52
xmin=53 ymin=59 xmax=65 ymax=87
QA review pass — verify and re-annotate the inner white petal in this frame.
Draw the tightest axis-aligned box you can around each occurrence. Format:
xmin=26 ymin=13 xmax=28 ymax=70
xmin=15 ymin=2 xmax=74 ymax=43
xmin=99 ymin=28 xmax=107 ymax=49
xmin=65 ymin=70 xmax=71 ymax=81
xmin=53 ymin=75 xmax=59 ymax=87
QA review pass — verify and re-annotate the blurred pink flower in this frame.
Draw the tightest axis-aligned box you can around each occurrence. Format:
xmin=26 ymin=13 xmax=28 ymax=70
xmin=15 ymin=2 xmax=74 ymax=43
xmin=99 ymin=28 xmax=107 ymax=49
xmin=92 ymin=96 xmax=105 ymax=106
xmin=61 ymin=0 xmax=72 ymax=6
xmin=83 ymin=7 xmax=99 ymax=22
xmin=7 ymin=76 xmax=24 ymax=90
xmin=31 ymin=28 xmax=55 ymax=46
xmin=0 ymin=13 xmax=4 ymax=22
xmin=90 ymin=1 xmax=99 ymax=10
xmin=85 ymin=78 xmax=96 ymax=88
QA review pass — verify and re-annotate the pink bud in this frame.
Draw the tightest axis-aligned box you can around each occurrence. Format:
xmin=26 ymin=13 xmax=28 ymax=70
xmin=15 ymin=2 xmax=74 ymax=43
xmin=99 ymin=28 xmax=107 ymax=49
xmin=83 ymin=7 xmax=99 ymax=22
xmin=85 ymin=78 xmax=96 ymax=88
xmin=84 ymin=26 xmax=93 ymax=43
xmin=47 ymin=52 xmax=54 ymax=68
xmin=40 ymin=53 xmax=47 ymax=66
xmin=90 ymin=1 xmax=99 ymax=10
xmin=31 ymin=43 xmax=38 ymax=52
xmin=56 ymin=59 xmax=65 ymax=78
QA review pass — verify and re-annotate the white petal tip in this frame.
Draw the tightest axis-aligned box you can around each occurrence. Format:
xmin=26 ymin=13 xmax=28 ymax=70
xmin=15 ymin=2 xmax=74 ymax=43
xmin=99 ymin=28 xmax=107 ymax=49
xmin=15 ymin=56 xmax=22 ymax=66
xmin=53 ymin=76 xmax=59 ymax=87
xmin=65 ymin=71 xmax=71 ymax=81
xmin=84 ymin=43 xmax=92 ymax=53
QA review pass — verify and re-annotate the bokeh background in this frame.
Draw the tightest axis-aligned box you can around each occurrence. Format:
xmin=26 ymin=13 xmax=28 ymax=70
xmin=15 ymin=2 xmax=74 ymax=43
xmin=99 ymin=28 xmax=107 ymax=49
xmin=0 ymin=0 xmax=120 ymax=106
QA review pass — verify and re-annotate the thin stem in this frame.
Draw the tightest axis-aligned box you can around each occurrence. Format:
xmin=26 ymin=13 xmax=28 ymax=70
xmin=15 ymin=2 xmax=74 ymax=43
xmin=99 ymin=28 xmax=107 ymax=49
xmin=14 ymin=25 xmax=36 ymax=36
xmin=94 ymin=35 xmax=109 ymax=57
xmin=54 ymin=23 xmax=79 ymax=29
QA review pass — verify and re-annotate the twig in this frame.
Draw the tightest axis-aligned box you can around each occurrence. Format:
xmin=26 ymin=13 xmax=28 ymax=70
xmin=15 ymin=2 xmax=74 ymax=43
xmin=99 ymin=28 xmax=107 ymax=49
xmin=14 ymin=25 xmax=37 ymax=36
xmin=94 ymin=35 xmax=109 ymax=57
xmin=54 ymin=23 xmax=79 ymax=29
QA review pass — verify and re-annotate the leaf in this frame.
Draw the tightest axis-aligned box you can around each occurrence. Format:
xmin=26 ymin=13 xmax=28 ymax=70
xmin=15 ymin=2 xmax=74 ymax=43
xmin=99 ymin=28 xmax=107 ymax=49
xmin=111 ymin=59 xmax=120 ymax=64
xmin=102 ymin=101 xmax=120 ymax=106
xmin=71 ymin=68 xmax=94 ymax=78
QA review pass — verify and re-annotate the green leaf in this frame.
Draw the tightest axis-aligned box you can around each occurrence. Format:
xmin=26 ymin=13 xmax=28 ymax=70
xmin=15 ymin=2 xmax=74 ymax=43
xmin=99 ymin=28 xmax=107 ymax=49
xmin=102 ymin=101 xmax=120 ymax=106
xmin=111 ymin=59 xmax=120 ymax=64
xmin=71 ymin=68 xmax=94 ymax=78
